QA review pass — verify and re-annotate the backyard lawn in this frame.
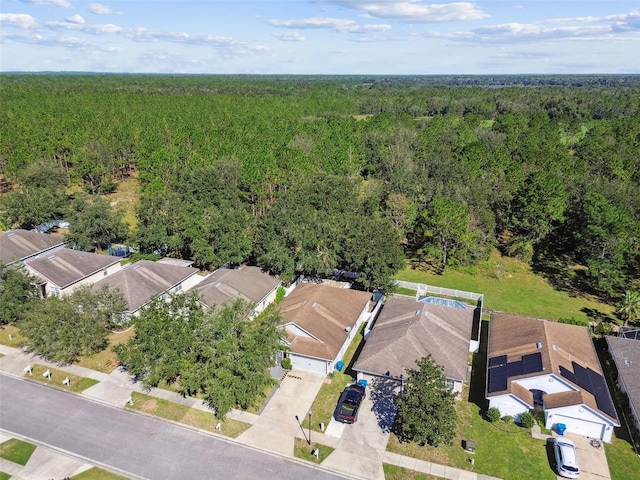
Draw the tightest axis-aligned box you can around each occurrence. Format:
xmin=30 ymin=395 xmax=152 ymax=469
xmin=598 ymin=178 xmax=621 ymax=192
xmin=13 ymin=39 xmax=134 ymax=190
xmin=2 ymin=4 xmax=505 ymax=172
xmin=395 ymin=250 xmax=615 ymax=325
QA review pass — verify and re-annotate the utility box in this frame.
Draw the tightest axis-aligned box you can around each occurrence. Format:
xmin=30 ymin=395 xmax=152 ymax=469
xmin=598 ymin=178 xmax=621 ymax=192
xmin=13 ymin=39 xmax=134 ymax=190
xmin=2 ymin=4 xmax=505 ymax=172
xmin=463 ymin=439 xmax=476 ymax=453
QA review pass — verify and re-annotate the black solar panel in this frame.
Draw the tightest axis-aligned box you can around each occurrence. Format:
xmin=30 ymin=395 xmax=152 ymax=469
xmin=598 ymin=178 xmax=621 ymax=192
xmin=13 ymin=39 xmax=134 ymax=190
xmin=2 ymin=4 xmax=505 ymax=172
xmin=489 ymin=355 xmax=507 ymax=367
xmin=560 ymin=362 xmax=618 ymax=420
xmin=488 ymin=365 xmax=508 ymax=393
xmin=507 ymin=360 xmax=524 ymax=377
xmin=522 ymin=352 xmax=543 ymax=374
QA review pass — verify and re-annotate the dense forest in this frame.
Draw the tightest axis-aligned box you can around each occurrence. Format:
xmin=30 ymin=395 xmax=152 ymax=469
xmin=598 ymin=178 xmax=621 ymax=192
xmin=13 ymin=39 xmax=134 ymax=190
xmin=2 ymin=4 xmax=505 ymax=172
xmin=1 ymin=74 xmax=638 ymax=299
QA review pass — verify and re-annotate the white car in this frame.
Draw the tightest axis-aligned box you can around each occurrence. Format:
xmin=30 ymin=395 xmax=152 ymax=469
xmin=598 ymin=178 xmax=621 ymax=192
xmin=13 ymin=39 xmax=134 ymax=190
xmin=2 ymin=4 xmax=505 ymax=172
xmin=553 ymin=437 xmax=580 ymax=478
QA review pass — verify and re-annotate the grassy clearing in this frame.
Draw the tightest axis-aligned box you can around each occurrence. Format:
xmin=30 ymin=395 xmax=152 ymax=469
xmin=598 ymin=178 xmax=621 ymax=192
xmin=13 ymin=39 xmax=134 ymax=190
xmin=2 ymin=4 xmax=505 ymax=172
xmin=106 ymin=174 xmax=140 ymax=232
xmin=0 ymin=439 xmax=36 ymax=466
xmin=383 ymin=464 xmax=442 ymax=480
xmin=0 ymin=324 xmax=26 ymax=348
xmin=397 ymin=250 xmax=615 ymax=324
xmin=25 ymin=364 xmax=99 ymax=393
xmin=71 ymin=467 xmax=130 ymax=480
xmin=75 ymin=327 xmax=136 ymax=374
xmin=293 ymin=437 xmax=334 ymax=464
xmin=126 ymin=391 xmax=251 ymax=438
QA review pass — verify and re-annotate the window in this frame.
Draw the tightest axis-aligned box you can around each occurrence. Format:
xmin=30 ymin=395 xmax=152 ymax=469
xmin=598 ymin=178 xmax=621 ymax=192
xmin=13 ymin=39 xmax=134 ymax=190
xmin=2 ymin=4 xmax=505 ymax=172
xmin=103 ymin=268 xmax=108 ymax=276
xmin=174 ymin=283 xmax=182 ymax=293
xmin=446 ymin=379 xmax=455 ymax=391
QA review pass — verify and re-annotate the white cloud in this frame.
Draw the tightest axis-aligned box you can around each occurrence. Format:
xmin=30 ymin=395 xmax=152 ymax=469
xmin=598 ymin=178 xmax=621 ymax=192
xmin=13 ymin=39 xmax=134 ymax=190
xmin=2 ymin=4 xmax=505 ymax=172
xmin=20 ymin=0 xmax=71 ymax=8
xmin=89 ymin=3 xmax=121 ymax=15
xmin=321 ymin=1 xmax=488 ymax=23
xmin=46 ymin=20 xmax=122 ymax=34
xmin=0 ymin=13 xmax=38 ymax=29
xmin=273 ymin=32 xmax=306 ymax=42
xmin=66 ymin=14 xmax=85 ymax=24
xmin=268 ymin=16 xmax=390 ymax=33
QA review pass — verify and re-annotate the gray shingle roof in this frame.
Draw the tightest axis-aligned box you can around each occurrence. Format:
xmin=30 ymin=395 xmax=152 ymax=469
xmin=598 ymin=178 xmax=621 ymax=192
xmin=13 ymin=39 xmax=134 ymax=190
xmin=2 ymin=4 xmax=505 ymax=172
xmin=353 ymin=295 xmax=474 ymax=382
xmin=606 ymin=336 xmax=640 ymax=423
xmin=92 ymin=260 xmax=200 ymax=312
xmin=191 ymin=266 xmax=280 ymax=308
xmin=25 ymin=248 xmax=121 ymax=288
xmin=279 ymin=282 xmax=371 ymax=361
xmin=0 ymin=229 xmax=65 ymax=265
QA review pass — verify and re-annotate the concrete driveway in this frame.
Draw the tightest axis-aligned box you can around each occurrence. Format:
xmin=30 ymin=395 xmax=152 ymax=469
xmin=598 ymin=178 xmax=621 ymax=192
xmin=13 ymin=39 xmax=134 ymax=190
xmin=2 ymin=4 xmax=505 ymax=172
xmin=553 ymin=433 xmax=611 ymax=480
xmin=322 ymin=377 xmax=398 ymax=480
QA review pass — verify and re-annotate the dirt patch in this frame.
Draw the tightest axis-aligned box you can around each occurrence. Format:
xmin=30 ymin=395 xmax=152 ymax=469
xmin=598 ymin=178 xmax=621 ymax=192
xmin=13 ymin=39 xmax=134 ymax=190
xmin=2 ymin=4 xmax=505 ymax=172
xmin=141 ymin=399 xmax=158 ymax=412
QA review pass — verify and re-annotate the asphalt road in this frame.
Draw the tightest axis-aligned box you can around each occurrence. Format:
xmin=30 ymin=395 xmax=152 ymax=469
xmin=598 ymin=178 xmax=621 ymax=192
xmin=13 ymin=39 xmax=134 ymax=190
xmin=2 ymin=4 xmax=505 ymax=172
xmin=0 ymin=374 xmax=345 ymax=480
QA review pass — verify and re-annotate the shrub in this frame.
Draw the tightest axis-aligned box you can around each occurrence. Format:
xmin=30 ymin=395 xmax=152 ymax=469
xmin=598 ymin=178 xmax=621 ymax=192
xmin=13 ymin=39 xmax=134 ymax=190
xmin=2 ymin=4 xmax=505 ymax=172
xmin=486 ymin=407 xmax=501 ymax=423
xmin=275 ymin=286 xmax=286 ymax=304
xmin=503 ymin=415 xmax=513 ymax=424
xmin=519 ymin=411 xmax=535 ymax=429
xmin=281 ymin=357 xmax=292 ymax=370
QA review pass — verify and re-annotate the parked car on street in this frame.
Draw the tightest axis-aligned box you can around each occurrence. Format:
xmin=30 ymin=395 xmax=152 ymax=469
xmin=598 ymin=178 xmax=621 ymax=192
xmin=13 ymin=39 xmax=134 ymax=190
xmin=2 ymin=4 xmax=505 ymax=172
xmin=553 ymin=437 xmax=580 ymax=478
xmin=334 ymin=384 xmax=366 ymax=424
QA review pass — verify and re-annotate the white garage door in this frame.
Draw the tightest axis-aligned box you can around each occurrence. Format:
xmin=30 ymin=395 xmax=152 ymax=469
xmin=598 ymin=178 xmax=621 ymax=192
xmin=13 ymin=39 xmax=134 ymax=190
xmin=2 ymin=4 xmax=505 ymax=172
xmin=290 ymin=354 xmax=327 ymax=374
xmin=555 ymin=415 xmax=604 ymax=439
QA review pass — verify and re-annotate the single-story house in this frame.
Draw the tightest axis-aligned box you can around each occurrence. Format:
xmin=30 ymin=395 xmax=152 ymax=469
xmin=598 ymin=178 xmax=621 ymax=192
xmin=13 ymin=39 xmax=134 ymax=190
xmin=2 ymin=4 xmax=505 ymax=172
xmin=0 ymin=229 xmax=65 ymax=266
xmin=487 ymin=314 xmax=619 ymax=442
xmin=189 ymin=265 xmax=281 ymax=318
xmin=606 ymin=335 xmax=640 ymax=435
xmin=91 ymin=260 xmax=203 ymax=321
xmin=24 ymin=248 xmax=122 ymax=298
xmin=278 ymin=281 xmax=378 ymax=375
xmin=353 ymin=295 xmax=475 ymax=396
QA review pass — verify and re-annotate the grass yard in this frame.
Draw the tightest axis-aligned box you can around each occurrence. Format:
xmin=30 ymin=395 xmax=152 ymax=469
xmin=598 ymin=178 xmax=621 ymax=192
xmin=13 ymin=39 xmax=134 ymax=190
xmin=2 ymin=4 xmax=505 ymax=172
xmin=0 ymin=324 xmax=26 ymax=348
xmin=0 ymin=438 xmax=36 ymax=466
xmin=25 ymin=364 xmax=99 ymax=393
xmin=383 ymin=464 xmax=442 ymax=480
xmin=126 ymin=391 xmax=251 ymax=438
xmin=396 ymin=250 xmax=615 ymax=324
xmin=106 ymin=174 xmax=140 ymax=231
xmin=0 ymin=471 xmax=10 ymax=480
xmin=75 ymin=327 xmax=136 ymax=373
xmin=71 ymin=467 xmax=130 ymax=480
xmin=606 ymin=435 xmax=640 ymax=480
xmin=293 ymin=437 xmax=334 ymax=464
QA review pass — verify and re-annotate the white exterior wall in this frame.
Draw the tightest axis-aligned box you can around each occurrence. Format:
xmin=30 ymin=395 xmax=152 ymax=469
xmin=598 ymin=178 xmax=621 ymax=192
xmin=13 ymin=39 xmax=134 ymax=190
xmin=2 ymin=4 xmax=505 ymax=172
xmin=39 ymin=262 xmax=123 ymax=297
xmin=546 ymin=405 xmax=614 ymax=442
xmin=489 ymin=394 xmax=532 ymax=420
xmin=179 ymin=272 xmax=205 ymax=293
xmin=253 ymin=284 xmax=281 ymax=317
xmin=513 ymin=374 xmax=576 ymax=395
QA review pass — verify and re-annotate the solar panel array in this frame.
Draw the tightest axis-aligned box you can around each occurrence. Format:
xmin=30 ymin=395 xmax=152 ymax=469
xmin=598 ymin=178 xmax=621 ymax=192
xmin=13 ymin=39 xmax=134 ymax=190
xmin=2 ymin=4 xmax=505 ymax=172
xmin=559 ymin=362 xmax=618 ymax=419
xmin=487 ymin=352 xmax=543 ymax=393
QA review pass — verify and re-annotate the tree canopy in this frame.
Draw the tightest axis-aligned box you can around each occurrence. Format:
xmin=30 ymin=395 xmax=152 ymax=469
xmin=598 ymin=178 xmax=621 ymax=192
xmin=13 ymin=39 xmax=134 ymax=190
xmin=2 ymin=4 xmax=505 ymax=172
xmin=113 ymin=295 xmax=284 ymax=418
xmin=393 ymin=356 xmax=457 ymax=447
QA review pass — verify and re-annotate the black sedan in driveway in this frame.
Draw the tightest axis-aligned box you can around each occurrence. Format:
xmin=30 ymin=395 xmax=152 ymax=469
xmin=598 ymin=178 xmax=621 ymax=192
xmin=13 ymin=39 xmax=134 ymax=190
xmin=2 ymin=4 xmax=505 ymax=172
xmin=334 ymin=383 xmax=366 ymax=424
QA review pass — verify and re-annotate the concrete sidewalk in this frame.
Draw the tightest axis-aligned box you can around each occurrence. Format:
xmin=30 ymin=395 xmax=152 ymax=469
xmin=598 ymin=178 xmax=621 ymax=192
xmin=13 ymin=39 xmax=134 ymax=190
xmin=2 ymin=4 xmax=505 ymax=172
xmin=0 ymin=344 xmax=500 ymax=480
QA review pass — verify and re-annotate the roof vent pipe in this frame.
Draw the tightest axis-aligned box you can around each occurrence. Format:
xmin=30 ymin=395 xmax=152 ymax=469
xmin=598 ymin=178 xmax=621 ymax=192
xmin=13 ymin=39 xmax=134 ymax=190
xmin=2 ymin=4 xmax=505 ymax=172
xmin=537 ymin=342 xmax=542 ymax=349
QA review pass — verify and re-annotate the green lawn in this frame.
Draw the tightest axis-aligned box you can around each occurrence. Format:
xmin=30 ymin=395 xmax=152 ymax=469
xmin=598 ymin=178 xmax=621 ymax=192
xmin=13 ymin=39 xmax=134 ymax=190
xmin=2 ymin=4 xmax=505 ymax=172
xmin=75 ymin=327 xmax=136 ymax=374
xmin=293 ymin=437 xmax=334 ymax=464
xmin=0 ymin=439 xmax=36 ymax=466
xmin=606 ymin=435 xmax=640 ymax=480
xmin=71 ymin=467 xmax=130 ymax=480
xmin=25 ymin=364 xmax=99 ymax=393
xmin=383 ymin=464 xmax=442 ymax=480
xmin=396 ymin=250 xmax=615 ymax=324
xmin=0 ymin=325 xmax=26 ymax=348
xmin=126 ymin=391 xmax=251 ymax=438
xmin=0 ymin=471 xmax=11 ymax=480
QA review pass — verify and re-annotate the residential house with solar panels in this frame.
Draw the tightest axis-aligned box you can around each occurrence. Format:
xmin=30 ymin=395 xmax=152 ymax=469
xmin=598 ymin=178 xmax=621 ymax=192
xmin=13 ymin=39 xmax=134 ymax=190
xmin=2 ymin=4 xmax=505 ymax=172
xmin=486 ymin=313 xmax=619 ymax=442
xmin=0 ymin=229 xmax=65 ymax=266
xmin=353 ymin=295 xmax=477 ymax=396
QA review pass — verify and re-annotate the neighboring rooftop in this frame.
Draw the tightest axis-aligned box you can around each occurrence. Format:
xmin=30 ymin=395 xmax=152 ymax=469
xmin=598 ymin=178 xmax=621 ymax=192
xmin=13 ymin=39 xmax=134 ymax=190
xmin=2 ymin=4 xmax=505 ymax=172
xmin=606 ymin=335 xmax=640 ymax=423
xmin=92 ymin=260 xmax=200 ymax=312
xmin=25 ymin=248 xmax=120 ymax=288
xmin=279 ymin=282 xmax=371 ymax=361
xmin=0 ymin=229 xmax=65 ymax=265
xmin=192 ymin=265 xmax=281 ymax=309
xmin=488 ymin=314 xmax=619 ymax=423
xmin=156 ymin=257 xmax=195 ymax=268
xmin=353 ymin=295 xmax=474 ymax=382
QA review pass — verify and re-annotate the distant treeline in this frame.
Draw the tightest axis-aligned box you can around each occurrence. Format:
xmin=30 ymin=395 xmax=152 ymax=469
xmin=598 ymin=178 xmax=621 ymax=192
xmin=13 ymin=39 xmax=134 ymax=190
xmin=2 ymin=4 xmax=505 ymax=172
xmin=1 ymin=74 xmax=638 ymax=297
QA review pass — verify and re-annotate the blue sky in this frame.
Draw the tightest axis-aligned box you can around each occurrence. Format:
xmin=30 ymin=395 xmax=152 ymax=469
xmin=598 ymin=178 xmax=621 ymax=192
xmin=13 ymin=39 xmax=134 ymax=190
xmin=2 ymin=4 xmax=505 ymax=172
xmin=1 ymin=1 xmax=638 ymax=74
